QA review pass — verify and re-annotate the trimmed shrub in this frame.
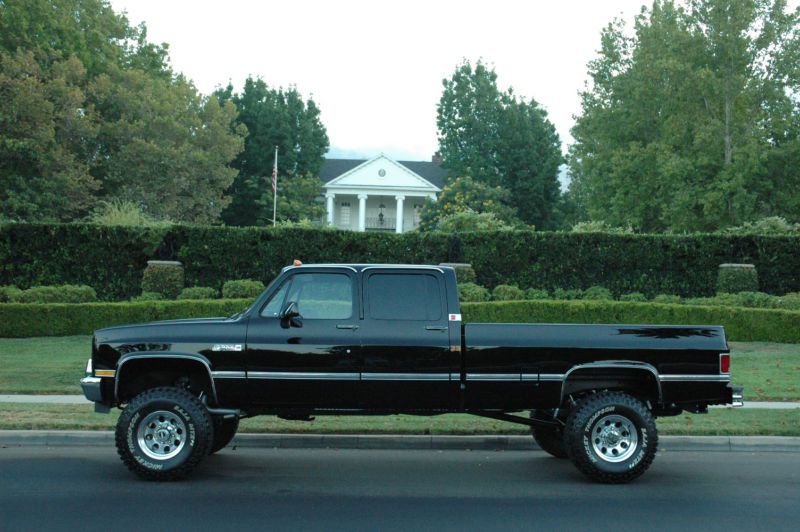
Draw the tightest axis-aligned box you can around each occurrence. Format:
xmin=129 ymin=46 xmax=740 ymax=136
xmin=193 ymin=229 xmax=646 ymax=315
xmin=222 ymin=279 xmax=265 ymax=299
xmin=525 ymin=288 xmax=550 ymax=300
xmin=717 ymin=264 xmax=759 ymax=294
xmin=653 ymin=294 xmax=681 ymax=304
xmin=10 ymin=285 xmax=97 ymax=303
xmin=132 ymin=292 xmax=165 ymax=302
xmin=779 ymin=293 xmax=800 ymax=311
xmin=553 ymin=288 xmax=583 ymax=300
xmin=2 ymin=224 xmax=799 ymax=300
xmin=0 ymin=299 xmax=254 ymax=337
xmin=3 ymin=299 xmax=798 ymax=342
xmin=620 ymin=292 xmax=647 ymax=302
xmin=441 ymin=263 xmax=477 ymax=284
xmin=142 ymin=261 xmax=184 ymax=299
xmin=458 ymin=282 xmax=491 ymax=302
xmin=178 ymin=287 xmax=218 ymax=300
xmin=492 ymin=284 xmax=526 ymax=301
xmin=582 ymin=286 xmax=613 ymax=300
xmin=0 ymin=285 xmax=21 ymax=302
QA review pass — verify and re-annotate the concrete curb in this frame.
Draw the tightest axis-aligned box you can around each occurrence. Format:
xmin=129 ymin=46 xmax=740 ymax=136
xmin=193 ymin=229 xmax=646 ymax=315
xmin=1 ymin=431 xmax=799 ymax=452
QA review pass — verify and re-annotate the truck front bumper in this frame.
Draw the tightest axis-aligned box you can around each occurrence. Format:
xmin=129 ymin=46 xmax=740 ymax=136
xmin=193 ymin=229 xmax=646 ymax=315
xmin=80 ymin=376 xmax=104 ymax=402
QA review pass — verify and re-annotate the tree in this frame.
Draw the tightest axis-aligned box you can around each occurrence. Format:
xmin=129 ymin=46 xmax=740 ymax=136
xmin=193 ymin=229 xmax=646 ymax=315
xmin=436 ymin=60 xmax=563 ymax=228
xmin=569 ymin=0 xmax=800 ymax=232
xmin=418 ymin=175 xmax=521 ymax=231
xmin=214 ymin=78 xmax=329 ymax=226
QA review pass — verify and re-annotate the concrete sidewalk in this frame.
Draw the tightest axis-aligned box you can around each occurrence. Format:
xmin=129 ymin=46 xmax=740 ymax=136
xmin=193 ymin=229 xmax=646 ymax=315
xmin=1 ymin=430 xmax=799 ymax=452
xmin=2 ymin=394 xmax=798 ymax=409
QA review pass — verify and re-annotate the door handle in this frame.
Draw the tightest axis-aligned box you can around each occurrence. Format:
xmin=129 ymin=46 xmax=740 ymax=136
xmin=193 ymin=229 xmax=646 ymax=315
xmin=425 ymin=325 xmax=448 ymax=331
xmin=336 ymin=324 xmax=359 ymax=330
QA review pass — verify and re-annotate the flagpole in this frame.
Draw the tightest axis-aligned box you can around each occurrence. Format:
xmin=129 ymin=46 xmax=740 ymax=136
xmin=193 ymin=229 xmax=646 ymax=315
xmin=272 ymin=146 xmax=278 ymax=226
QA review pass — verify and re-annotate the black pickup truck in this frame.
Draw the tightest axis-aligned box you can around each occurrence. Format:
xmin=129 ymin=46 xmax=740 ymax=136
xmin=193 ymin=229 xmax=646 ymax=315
xmin=81 ymin=263 xmax=743 ymax=483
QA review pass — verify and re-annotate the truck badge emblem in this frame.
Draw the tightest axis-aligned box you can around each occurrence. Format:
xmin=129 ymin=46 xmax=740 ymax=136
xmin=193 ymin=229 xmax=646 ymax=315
xmin=212 ymin=344 xmax=243 ymax=352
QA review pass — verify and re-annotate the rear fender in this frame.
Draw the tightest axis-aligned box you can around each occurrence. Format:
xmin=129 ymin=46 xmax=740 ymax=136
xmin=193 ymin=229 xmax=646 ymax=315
xmin=560 ymin=361 xmax=662 ymax=406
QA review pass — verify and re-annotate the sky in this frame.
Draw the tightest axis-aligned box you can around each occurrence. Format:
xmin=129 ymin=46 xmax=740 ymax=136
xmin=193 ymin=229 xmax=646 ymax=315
xmin=110 ymin=0 xmax=649 ymax=162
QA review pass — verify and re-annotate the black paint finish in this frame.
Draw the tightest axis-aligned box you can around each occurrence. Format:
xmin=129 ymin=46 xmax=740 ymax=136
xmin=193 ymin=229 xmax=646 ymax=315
xmin=87 ymin=264 xmax=737 ymax=415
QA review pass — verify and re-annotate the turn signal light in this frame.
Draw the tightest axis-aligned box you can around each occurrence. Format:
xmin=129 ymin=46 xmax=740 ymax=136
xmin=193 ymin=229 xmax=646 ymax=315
xmin=720 ymin=354 xmax=730 ymax=374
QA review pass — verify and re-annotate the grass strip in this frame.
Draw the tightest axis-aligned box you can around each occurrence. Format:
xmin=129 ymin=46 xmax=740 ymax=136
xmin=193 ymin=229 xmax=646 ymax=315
xmin=0 ymin=404 xmax=797 ymax=436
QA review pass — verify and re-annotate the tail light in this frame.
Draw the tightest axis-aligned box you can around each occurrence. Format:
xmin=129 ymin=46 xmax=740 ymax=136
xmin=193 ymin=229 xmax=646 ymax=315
xmin=720 ymin=353 xmax=730 ymax=374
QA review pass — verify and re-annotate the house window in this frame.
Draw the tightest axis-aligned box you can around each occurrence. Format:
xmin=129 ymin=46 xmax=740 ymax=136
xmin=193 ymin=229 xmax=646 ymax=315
xmin=340 ymin=202 xmax=351 ymax=225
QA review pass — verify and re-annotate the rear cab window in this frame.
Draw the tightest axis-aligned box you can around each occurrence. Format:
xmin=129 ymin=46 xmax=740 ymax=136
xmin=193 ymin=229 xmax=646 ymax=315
xmin=364 ymin=272 xmax=444 ymax=321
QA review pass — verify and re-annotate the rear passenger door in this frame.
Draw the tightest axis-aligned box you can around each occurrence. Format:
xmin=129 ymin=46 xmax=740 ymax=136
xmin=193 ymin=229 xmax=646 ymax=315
xmin=359 ymin=268 xmax=459 ymax=410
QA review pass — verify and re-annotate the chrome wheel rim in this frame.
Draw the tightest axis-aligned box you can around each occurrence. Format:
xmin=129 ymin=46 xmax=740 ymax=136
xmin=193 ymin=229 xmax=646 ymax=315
xmin=136 ymin=410 xmax=187 ymax=460
xmin=590 ymin=414 xmax=638 ymax=463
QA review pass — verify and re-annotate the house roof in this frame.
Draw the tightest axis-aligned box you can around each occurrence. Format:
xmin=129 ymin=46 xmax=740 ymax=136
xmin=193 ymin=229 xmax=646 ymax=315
xmin=320 ymin=158 xmax=449 ymax=189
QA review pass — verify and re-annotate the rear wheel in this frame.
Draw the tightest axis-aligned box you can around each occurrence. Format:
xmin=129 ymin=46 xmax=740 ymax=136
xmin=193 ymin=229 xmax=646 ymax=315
xmin=563 ymin=391 xmax=658 ymax=483
xmin=115 ymin=386 xmax=213 ymax=481
xmin=210 ymin=416 xmax=240 ymax=454
xmin=530 ymin=410 xmax=567 ymax=458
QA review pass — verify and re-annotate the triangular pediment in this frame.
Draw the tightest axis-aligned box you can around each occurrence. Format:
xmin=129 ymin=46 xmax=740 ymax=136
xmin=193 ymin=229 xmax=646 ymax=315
xmin=324 ymin=155 xmax=441 ymax=191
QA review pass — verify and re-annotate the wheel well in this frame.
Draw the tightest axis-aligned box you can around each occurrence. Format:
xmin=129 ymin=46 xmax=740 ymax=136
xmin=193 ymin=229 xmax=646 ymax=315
xmin=561 ymin=367 xmax=661 ymax=407
xmin=116 ymin=358 xmax=214 ymax=404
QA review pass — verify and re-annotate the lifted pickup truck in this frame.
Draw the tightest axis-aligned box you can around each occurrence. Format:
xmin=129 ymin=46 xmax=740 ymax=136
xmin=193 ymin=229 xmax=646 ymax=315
xmin=81 ymin=263 xmax=743 ymax=483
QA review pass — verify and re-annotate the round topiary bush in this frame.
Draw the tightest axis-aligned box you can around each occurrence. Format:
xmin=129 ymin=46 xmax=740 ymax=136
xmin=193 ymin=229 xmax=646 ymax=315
xmin=525 ymin=288 xmax=550 ymax=300
xmin=492 ymin=284 xmax=526 ymax=301
xmin=222 ymin=279 xmax=265 ymax=299
xmin=717 ymin=263 xmax=759 ymax=294
xmin=177 ymin=287 xmax=218 ymax=300
xmin=439 ymin=263 xmax=477 ymax=284
xmin=142 ymin=260 xmax=184 ymax=299
xmin=458 ymin=282 xmax=490 ymax=302
xmin=582 ymin=286 xmax=613 ymax=300
xmin=131 ymin=291 xmax=165 ymax=302
xmin=553 ymin=288 xmax=583 ymax=300
xmin=619 ymin=292 xmax=647 ymax=302
xmin=0 ymin=285 xmax=22 ymax=302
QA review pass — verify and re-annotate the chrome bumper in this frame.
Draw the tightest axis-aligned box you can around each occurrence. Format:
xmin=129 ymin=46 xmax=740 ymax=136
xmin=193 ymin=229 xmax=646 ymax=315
xmin=80 ymin=376 xmax=104 ymax=402
xmin=732 ymin=385 xmax=744 ymax=408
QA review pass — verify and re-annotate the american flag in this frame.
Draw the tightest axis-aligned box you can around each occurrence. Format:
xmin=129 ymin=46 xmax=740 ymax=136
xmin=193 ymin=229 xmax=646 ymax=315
xmin=271 ymin=157 xmax=277 ymax=194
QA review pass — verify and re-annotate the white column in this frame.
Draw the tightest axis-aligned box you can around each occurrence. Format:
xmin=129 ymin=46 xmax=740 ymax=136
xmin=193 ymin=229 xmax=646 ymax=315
xmin=395 ymin=195 xmax=405 ymax=234
xmin=325 ymin=193 xmax=335 ymax=226
xmin=358 ymin=194 xmax=368 ymax=232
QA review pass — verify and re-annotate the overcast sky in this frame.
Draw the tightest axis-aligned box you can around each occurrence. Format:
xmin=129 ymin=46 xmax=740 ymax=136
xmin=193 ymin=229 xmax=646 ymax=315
xmin=110 ymin=0 xmax=649 ymax=161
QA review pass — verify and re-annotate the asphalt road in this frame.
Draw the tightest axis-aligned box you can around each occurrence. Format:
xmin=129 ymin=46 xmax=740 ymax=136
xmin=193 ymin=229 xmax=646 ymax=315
xmin=0 ymin=447 xmax=798 ymax=531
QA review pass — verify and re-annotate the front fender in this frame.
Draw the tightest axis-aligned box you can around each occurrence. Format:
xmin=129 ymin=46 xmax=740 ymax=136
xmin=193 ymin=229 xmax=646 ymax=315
xmin=114 ymin=352 xmax=217 ymax=403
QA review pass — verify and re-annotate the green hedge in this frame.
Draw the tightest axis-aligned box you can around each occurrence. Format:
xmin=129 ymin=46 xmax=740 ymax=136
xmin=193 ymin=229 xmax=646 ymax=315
xmin=461 ymin=300 xmax=800 ymax=344
xmin=0 ymin=300 xmax=253 ymax=337
xmin=2 ymin=298 xmax=798 ymax=342
xmin=1 ymin=223 xmax=799 ymax=300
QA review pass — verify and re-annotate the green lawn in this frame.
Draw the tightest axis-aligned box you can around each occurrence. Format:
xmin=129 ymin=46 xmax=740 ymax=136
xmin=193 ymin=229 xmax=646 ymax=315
xmin=0 ymin=336 xmax=798 ymax=401
xmin=0 ymin=403 xmax=796 ymax=436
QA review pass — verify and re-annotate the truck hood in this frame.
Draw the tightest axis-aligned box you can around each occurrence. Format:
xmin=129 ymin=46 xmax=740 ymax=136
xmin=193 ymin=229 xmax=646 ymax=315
xmin=94 ymin=316 xmax=238 ymax=343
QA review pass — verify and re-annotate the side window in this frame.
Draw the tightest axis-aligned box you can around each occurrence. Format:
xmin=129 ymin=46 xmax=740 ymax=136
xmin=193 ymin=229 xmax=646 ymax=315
xmin=284 ymin=273 xmax=353 ymax=319
xmin=260 ymin=280 xmax=291 ymax=317
xmin=367 ymin=273 xmax=442 ymax=321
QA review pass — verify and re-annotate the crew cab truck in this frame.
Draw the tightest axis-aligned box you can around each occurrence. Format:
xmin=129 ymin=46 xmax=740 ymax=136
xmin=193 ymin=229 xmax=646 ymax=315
xmin=81 ymin=264 xmax=743 ymax=483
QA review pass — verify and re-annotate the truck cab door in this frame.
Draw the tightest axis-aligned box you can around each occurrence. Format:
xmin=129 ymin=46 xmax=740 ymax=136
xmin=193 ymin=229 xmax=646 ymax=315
xmin=245 ymin=269 xmax=361 ymax=408
xmin=359 ymin=268 xmax=459 ymax=410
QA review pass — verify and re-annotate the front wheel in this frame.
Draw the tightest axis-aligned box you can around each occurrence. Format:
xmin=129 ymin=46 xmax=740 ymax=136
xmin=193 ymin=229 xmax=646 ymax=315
xmin=563 ymin=391 xmax=658 ymax=484
xmin=115 ymin=387 xmax=213 ymax=481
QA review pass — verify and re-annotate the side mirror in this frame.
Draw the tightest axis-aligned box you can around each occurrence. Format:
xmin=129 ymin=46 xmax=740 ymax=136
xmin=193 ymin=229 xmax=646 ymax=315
xmin=280 ymin=301 xmax=302 ymax=328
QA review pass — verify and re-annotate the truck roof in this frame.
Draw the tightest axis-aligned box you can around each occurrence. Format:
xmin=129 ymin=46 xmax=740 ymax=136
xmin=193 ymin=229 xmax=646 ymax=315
xmin=282 ymin=264 xmax=454 ymax=273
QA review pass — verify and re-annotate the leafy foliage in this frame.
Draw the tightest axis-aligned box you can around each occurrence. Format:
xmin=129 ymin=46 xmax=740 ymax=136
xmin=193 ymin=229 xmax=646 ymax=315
xmin=717 ymin=264 xmax=759 ymax=293
xmin=433 ymin=211 xmax=515 ymax=233
xmin=437 ymin=60 xmax=563 ymax=228
xmin=723 ymin=217 xmax=800 ymax=235
xmin=141 ymin=262 xmax=184 ymax=299
xmin=458 ymin=282 xmax=491 ymax=302
xmin=0 ymin=0 xmax=245 ymax=223
xmin=177 ymin=287 xmax=218 ymax=300
xmin=525 ymin=288 xmax=550 ymax=300
xmin=222 ymin=280 xmax=265 ymax=299
xmin=491 ymin=284 xmax=526 ymax=301
xmin=620 ymin=292 xmax=648 ymax=302
xmin=214 ymin=78 xmax=329 ymax=226
xmin=582 ymin=286 xmax=614 ymax=300
xmin=569 ymin=0 xmax=800 ymax=232
xmin=570 ymin=221 xmax=633 ymax=234
xmin=9 ymin=285 xmax=97 ymax=303
xmin=419 ymin=176 xmax=520 ymax=231
xmin=131 ymin=292 xmax=165 ymax=302
xmin=90 ymin=200 xmax=166 ymax=227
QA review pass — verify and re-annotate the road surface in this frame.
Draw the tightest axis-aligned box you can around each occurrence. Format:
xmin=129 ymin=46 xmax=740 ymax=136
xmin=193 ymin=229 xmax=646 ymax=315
xmin=0 ymin=447 xmax=798 ymax=531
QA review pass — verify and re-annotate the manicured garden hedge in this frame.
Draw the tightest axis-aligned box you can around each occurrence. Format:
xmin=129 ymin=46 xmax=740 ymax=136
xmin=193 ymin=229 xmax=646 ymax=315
xmin=2 ymin=298 xmax=798 ymax=342
xmin=1 ymin=223 xmax=799 ymax=300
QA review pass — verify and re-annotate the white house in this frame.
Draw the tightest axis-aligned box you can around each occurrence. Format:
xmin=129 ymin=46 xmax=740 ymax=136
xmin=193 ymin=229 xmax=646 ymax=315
xmin=320 ymin=154 xmax=447 ymax=233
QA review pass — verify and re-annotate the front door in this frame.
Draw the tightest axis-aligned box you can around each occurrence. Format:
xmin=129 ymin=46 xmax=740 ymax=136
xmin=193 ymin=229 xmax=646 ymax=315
xmin=245 ymin=269 xmax=361 ymax=408
xmin=359 ymin=268 xmax=458 ymax=410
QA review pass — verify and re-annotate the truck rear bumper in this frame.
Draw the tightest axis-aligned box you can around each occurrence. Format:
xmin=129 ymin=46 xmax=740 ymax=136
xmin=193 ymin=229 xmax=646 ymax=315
xmin=731 ymin=385 xmax=744 ymax=407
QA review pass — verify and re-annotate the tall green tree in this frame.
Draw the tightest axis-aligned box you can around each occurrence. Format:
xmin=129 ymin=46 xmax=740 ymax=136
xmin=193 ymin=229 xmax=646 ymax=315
xmin=418 ymin=175 xmax=521 ymax=231
xmin=0 ymin=0 xmax=245 ymax=223
xmin=215 ymin=78 xmax=329 ymax=226
xmin=436 ymin=60 xmax=563 ymax=228
xmin=569 ymin=0 xmax=800 ymax=232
